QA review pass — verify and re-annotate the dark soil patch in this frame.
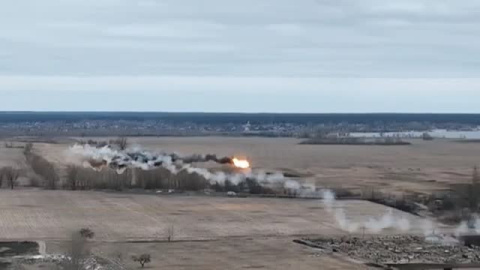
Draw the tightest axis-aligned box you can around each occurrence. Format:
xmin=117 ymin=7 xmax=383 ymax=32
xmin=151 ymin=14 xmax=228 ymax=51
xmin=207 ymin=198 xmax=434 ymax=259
xmin=0 ymin=242 xmax=39 ymax=257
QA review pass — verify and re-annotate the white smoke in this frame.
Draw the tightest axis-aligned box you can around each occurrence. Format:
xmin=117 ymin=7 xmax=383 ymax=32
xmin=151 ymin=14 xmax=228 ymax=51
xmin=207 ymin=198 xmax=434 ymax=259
xmin=322 ymin=189 xmax=335 ymax=210
xmin=284 ymin=180 xmax=301 ymax=190
xmin=334 ymin=208 xmax=361 ymax=233
xmin=67 ymin=144 xmax=306 ymax=190
xmin=321 ymin=190 xmax=411 ymax=234
xmin=364 ymin=210 xmax=411 ymax=233
xmin=455 ymin=221 xmax=469 ymax=237
xmin=453 ymin=214 xmax=480 ymax=237
xmin=421 ymin=219 xmax=438 ymax=236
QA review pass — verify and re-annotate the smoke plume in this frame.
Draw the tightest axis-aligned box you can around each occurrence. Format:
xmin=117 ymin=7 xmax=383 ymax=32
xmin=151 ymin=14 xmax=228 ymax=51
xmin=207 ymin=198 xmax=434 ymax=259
xmin=69 ymin=144 xmax=236 ymax=172
xmin=321 ymin=190 xmax=411 ymax=234
xmin=68 ymin=144 xmax=303 ymax=190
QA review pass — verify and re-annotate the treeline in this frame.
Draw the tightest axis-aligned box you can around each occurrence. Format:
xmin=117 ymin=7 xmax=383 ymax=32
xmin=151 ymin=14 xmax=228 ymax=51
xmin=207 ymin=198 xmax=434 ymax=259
xmin=77 ymin=137 xmax=128 ymax=149
xmin=1 ymin=142 xmax=59 ymax=190
xmin=64 ymin=165 xmax=274 ymax=194
xmin=3 ymin=142 xmax=276 ymax=194
xmin=24 ymin=143 xmax=58 ymax=189
xmin=65 ymin=166 xmax=208 ymax=191
xmin=2 ymin=112 xmax=480 ymax=125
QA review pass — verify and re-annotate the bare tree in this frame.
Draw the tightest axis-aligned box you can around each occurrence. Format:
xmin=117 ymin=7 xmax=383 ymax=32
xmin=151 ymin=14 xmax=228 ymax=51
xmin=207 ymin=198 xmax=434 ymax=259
xmin=4 ymin=142 xmax=13 ymax=148
xmin=66 ymin=165 xmax=79 ymax=190
xmin=43 ymin=161 xmax=58 ymax=190
xmin=474 ymin=166 xmax=480 ymax=184
xmin=1 ymin=166 xmax=20 ymax=189
xmin=112 ymin=137 xmax=128 ymax=150
xmin=79 ymin=228 xmax=95 ymax=239
xmin=167 ymin=224 xmax=175 ymax=242
xmin=467 ymin=166 xmax=480 ymax=211
xmin=26 ymin=153 xmax=58 ymax=190
xmin=23 ymin=142 xmax=33 ymax=155
xmin=132 ymin=254 xmax=151 ymax=268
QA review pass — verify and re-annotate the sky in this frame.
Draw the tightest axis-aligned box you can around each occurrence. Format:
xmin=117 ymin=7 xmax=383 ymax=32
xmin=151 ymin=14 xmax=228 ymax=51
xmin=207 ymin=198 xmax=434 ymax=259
xmin=0 ymin=0 xmax=479 ymax=112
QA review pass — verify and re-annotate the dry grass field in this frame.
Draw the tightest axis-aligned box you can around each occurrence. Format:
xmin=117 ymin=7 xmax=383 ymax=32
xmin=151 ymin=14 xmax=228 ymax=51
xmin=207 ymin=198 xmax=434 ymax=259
xmin=45 ymin=238 xmax=369 ymax=270
xmin=138 ymin=137 xmax=480 ymax=194
xmin=0 ymin=190 xmax=430 ymax=269
xmin=32 ymin=136 xmax=480 ymax=195
xmin=0 ymin=144 xmax=27 ymax=169
xmin=0 ymin=142 xmax=32 ymax=187
xmin=1 ymin=136 xmax=477 ymax=269
xmin=0 ymin=190 xmax=429 ymax=242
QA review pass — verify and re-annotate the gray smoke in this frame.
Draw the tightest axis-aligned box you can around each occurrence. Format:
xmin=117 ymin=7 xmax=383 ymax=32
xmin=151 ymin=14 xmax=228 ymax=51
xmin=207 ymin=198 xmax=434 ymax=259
xmin=454 ymin=214 xmax=480 ymax=237
xmin=70 ymin=144 xmax=235 ymax=172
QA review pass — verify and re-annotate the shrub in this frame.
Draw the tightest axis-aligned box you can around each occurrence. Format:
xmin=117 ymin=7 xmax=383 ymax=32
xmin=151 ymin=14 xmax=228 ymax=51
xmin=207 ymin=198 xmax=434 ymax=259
xmin=175 ymin=170 xmax=208 ymax=191
xmin=132 ymin=254 xmax=151 ymax=268
xmin=79 ymin=228 xmax=95 ymax=239
xmin=66 ymin=165 xmax=79 ymax=190
xmin=110 ymin=137 xmax=128 ymax=150
xmin=134 ymin=168 xmax=172 ymax=189
xmin=23 ymin=143 xmax=33 ymax=155
xmin=166 ymin=225 xmax=174 ymax=242
xmin=0 ymin=166 xmax=20 ymax=189
xmin=24 ymin=152 xmax=58 ymax=189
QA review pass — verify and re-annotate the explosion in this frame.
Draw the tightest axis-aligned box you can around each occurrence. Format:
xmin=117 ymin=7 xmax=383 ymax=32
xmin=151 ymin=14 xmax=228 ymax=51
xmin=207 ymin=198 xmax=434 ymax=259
xmin=232 ymin=157 xmax=250 ymax=169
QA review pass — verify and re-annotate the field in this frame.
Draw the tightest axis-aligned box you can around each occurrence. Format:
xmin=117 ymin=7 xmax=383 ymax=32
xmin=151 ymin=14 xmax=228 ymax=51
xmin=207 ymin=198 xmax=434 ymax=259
xmin=30 ymin=136 xmax=480 ymax=195
xmin=0 ymin=136 xmax=478 ymax=269
xmin=147 ymin=137 xmax=479 ymax=194
xmin=0 ymin=190 xmax=431 ymax=242
xmin=0 ymin=190 xmax=431 ymax=269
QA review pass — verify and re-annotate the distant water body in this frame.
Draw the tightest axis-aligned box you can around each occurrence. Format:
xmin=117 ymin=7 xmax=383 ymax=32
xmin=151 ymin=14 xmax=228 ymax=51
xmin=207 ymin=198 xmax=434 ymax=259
xmin=351 ymin=129 xmax=480 ymax=139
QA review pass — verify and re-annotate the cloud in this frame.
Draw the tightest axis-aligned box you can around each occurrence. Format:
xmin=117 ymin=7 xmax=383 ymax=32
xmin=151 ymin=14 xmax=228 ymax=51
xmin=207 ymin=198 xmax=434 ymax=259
xmin=0 ymin=0 xmax=479 ymax=78
xmin=266 ymin=24 xmax=307 ymax=36
xmin=104 ymin=21 xmax=227 ymax=39
xmin=0 ymin=76 xmax=479 ymax=112
xmin=0 ymin=0 xmax=479 ymax=111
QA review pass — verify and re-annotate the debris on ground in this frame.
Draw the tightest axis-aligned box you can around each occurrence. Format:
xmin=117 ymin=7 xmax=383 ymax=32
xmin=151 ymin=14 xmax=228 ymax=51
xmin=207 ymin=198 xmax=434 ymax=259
xmin=13 ymin=254 xmax=126 ymax=270
xmin=304 ymin=235 xmax=480 ymax=264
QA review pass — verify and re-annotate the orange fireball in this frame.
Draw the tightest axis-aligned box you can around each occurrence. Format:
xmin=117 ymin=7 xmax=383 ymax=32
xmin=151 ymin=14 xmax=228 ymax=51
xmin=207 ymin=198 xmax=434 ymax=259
xmin=232 ymin=157 xmax=250 ymax=169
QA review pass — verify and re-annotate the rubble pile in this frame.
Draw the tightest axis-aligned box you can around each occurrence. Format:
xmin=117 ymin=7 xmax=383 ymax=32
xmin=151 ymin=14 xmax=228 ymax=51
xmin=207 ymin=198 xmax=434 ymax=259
xmin=15 ymin=255 xmax=124 ymax=270
xmin=308 ymin=235 xmax=480 ymax=264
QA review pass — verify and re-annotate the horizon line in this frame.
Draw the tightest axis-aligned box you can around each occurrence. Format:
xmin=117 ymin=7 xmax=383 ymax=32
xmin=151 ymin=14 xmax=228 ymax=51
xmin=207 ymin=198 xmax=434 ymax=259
xmin=1 ymin=111 xmax=480 ymax=115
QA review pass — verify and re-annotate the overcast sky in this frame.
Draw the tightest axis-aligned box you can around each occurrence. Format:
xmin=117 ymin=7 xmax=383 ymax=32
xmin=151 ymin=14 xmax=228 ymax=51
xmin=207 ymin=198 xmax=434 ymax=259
xmin=1 ymin=0 xmax=479 ymax=112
